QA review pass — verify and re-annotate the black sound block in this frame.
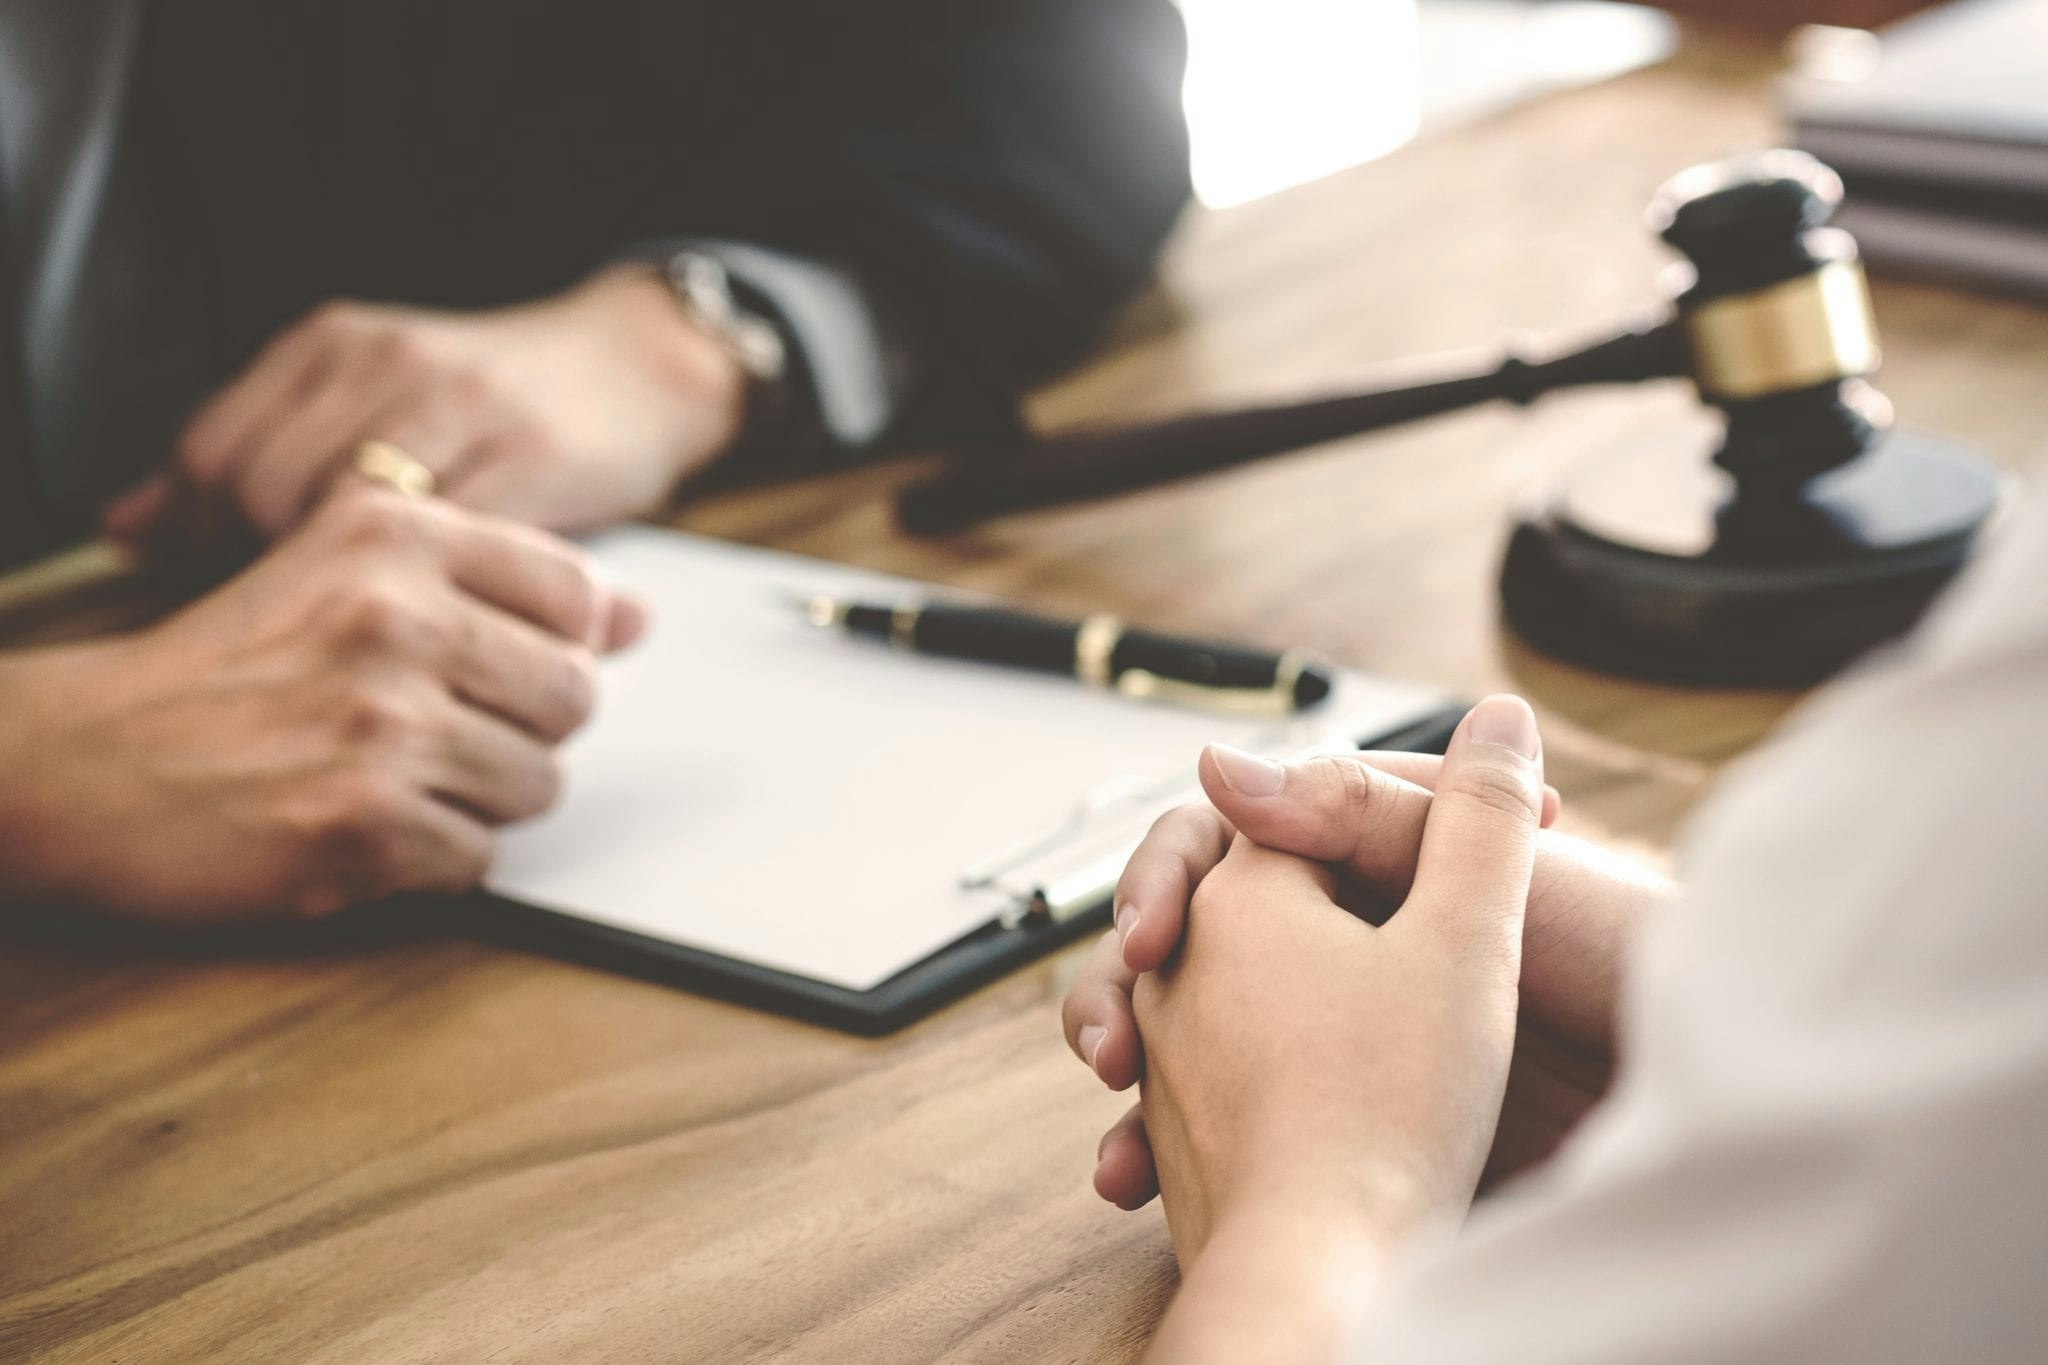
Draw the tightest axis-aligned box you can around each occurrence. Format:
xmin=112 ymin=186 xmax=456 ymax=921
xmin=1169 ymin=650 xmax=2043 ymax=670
xmin=1500 ymin=429 xmax=2012 ymax=687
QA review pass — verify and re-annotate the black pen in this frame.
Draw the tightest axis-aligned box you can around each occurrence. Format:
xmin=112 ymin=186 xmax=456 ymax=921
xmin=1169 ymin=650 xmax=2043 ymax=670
xmin=797 ymin=595 xmax=1334 ymax=713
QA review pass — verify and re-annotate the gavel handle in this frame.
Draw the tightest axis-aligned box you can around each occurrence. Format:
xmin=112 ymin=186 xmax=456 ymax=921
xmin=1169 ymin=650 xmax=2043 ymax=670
xmin=897 ymin=318 xmax=1688 ymax=536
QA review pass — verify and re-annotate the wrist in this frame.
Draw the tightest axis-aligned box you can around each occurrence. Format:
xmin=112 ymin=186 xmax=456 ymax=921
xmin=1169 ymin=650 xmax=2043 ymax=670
xmin=0 ymin=643 xmax=108 ymax=900
xmin=581 ymin=265 xmax=749 ymax=471
xmin=1217 ymin=1151 xmax=1449 ymax=1259
xmin=1153 ymin=1188 xmax=1397 ymax=1365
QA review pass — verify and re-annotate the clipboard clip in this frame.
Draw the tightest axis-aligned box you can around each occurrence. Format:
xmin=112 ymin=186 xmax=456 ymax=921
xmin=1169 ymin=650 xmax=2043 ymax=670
xmin=956 ymin=768 xmax=1186 ymax=894
xmin=961 ymin=728 xmax=1361 ymax=931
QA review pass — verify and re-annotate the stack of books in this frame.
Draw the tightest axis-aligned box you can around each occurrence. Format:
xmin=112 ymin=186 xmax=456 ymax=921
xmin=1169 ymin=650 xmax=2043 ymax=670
xmin=1783 ymin=0 xmax=2048 ymax=299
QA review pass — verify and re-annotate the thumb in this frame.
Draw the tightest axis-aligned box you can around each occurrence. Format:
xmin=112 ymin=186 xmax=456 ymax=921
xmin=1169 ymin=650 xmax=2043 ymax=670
xmin=1398 ymin=694 xmax=1545 ymax=965
xmin=1197 ymin=747 xmax=1559 ymax=903
xmin=1200 ymin=746 xmax=1438 ymax=897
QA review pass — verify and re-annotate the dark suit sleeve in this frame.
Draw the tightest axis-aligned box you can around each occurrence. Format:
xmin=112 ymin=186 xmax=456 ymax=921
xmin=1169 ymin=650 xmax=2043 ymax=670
xmin=640 ymin=0 xmax=1193 ymax=458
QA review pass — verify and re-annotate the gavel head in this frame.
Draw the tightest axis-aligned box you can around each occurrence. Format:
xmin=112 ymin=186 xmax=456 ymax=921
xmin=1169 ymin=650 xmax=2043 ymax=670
xmin=1650 ymin=149 xmax=1892 ymax=490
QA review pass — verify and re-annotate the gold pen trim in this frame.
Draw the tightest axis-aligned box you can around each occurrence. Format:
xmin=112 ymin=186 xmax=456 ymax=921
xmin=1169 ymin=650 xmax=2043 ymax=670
xmin=1074 ymin=614 xmax=1124 ymax=688
xmin=1115 ymin=670 xmax=1289 ymax=715
xmin=1114 ymin=647 xmax=1325 ymax=716
xmin=889 ymin=603 xmax=923 ymax=650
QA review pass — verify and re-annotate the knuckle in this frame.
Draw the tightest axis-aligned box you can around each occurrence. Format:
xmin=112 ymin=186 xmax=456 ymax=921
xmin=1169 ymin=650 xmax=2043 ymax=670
xmin=518 ymin=751 xmax=567 ymax=819
xmin=493 ymin=419 xmax=561 ymax=472
xmin=547 ymin=647 xmax=600 ymax=736
xmin=1443 ymin=762 xmax=1542 ymax=825
xmin=373 ymin=327 xmax=434 ymax=376
xmin=297 ymin=774 xmax=409 ymax=890
xmin=322 ymin=483 xmax=430 ymax=550
xmin=539 ymin=547 xmax=606 ymax=644
xmin=336 ymin=687 xmax=418 ymax=749
xmin=305 ymin=298 xmax=367 ymax=336
xmin=443 ymin=364 xmax=497 ymax=410
xmin=1322 ymin=756 xmax=1385 ymax=819
xmin=327 ymin=582 xmax=420 ymax=654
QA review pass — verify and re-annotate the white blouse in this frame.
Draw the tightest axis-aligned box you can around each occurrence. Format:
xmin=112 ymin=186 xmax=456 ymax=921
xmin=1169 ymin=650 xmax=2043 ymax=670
xmin=1359 ymin=470 xmax=2048 ymax=1363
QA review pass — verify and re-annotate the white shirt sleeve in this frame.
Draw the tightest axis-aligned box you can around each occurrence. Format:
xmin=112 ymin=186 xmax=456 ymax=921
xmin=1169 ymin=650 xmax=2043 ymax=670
xmin=1355 ymin=477 xmax=2048 ymax=1364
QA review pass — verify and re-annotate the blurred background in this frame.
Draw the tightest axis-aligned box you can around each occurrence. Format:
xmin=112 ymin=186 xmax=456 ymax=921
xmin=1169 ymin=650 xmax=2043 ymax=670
xmin=1174 ymin=0 xmax=1944 ymax=208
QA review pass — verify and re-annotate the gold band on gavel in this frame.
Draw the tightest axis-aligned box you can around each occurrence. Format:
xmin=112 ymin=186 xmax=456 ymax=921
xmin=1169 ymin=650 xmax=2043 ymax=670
xmin=1683 ymin=260 xmax=1881 ymax=402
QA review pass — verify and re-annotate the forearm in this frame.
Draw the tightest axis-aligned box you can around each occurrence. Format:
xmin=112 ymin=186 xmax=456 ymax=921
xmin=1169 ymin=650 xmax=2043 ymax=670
xmin=668 ymin=0 xmax=1190 ymax=448
xmin=1523 ymin=830 xmax=1680 ymax=1049
xmin=1148 ymin=1195 xmax=1401 ymax=1365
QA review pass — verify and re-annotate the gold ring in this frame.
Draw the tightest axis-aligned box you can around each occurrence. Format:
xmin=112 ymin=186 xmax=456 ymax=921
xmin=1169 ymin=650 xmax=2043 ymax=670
xmin=352 ymin=440 xmax=437 ymax=499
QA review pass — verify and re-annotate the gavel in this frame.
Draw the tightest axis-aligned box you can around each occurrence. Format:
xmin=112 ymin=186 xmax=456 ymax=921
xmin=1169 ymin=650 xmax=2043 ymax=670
xmin=900 ymin=150 xmax=1892 ymax=534
xmin=901 ymin=150 xmax=2010 ymax=686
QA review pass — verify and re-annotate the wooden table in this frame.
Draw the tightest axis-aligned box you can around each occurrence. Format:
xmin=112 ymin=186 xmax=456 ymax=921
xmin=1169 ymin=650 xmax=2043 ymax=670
xmin=7 ymin=29 xmax=2048 ymax=1365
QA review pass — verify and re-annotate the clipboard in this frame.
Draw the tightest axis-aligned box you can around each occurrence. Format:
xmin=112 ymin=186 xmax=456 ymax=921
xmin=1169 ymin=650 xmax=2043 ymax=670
xmin=482 ymin=528 xmax=1464 ymax=1035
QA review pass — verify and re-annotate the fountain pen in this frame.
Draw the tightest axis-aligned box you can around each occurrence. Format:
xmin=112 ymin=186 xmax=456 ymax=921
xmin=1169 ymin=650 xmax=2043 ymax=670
xmin=798 ymin=594 xmax=1334 ymax=714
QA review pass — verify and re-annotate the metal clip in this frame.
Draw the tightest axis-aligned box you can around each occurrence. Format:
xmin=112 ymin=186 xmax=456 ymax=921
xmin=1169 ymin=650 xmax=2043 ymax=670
xmin=1113 ymin=648 xmax=1321 ymax=716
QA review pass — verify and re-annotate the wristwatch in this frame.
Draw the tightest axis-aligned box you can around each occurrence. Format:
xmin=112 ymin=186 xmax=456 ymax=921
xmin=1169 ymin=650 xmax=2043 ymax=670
xmin=662 ymin=250 xmax=789 ymax=388
xmin=660 ymin=248 xmax=803 ymax=456
xmin=649 ymin=240 xmax=910 ymax=460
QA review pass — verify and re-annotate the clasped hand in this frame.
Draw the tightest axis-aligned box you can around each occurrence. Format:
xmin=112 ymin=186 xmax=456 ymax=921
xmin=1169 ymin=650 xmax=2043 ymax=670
xmin=0 ymin=486 xmax=645 ymax=922
xmin=1060 ymin=698 xmax=1675 ymax=1353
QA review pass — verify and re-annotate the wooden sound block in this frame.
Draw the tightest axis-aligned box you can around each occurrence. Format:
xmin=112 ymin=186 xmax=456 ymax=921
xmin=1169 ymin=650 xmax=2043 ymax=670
xmin=1500 ymin=428 xmax=2010 ymax=687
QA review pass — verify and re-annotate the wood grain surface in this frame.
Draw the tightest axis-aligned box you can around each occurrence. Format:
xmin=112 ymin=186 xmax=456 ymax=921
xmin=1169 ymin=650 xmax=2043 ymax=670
xmin=6 ymin=28 xmax=2048 ymax=1365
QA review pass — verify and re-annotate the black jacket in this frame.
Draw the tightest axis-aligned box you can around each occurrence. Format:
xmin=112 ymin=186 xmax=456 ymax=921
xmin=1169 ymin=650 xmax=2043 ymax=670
xmin=115 ymin=0 xmax=1190 ymax=484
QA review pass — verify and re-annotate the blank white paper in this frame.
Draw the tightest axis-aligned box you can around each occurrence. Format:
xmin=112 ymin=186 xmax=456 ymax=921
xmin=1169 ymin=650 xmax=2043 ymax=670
xmin=491 ymin=528 xmax=1449 ymax=993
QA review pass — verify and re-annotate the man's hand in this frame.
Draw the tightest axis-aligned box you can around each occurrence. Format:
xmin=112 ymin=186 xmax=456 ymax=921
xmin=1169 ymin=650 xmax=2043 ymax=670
xmin=0 ymin=487 xmax=645 ymax=923
xmin=1062 ymin=723 xmax=1675 ymax=1213
xmin=104 ymin=266 xmax=746 ymax=546
xmin=1126 ymin=697 xmax=1549 ymax=1363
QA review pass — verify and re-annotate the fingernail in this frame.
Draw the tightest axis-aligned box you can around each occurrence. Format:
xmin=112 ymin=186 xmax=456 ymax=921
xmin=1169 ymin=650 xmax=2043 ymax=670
xmin=611 ymin=591 xmax=651 ymax=649
xmin=1208 ymin=743 xmax=1286 ymax=797
xmin=1468 ymin=695 xmax=1540 ymax=760
xmin=1115 ymin=904 xmax=1140 ymax=954
xmin=1078 ymin=1025 xmax=1108 ymax=1077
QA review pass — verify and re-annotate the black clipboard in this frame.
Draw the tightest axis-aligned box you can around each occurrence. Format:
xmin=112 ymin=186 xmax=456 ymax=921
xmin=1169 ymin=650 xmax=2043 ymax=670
xmin=464 ymin=702 xmax=1469 ymax=1036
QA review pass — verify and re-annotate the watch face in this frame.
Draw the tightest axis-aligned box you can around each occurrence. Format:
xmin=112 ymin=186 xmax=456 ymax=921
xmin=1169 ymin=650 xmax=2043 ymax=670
xmin=727 ymin=314 xmax=789 ymax=383
xmin=668 ymin=252 xmax=787 ymax=383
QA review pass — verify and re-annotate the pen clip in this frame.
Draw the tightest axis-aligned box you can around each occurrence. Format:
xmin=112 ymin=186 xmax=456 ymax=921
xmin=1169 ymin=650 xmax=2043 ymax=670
xmin=1113 ymin=648 xmax=1322 ymax=717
